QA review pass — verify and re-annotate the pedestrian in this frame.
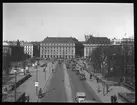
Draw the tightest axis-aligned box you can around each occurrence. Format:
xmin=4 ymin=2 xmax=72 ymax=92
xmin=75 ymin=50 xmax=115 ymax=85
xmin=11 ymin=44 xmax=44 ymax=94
xmin=110 ymin=95 xmax=114 ymax=103
xmin=25 ymin=93 xmax=29 ymax=102
xmin=96 ymin=78 xmax=99 ymax=83
xmin=113 ymin=94 xmax=117 ymax=103
xmin=38 ymin=88 xmax=43 ymax=97
xmin=90 ymin=73 xmax=92 ymax=79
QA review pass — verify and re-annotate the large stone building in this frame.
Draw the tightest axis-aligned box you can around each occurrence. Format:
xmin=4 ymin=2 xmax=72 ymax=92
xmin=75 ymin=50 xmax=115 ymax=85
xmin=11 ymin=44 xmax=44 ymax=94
xmin=40 ymin=37 xmax=84 ymax=59
xmin=83 ymin=35 xmax=110 ymax=58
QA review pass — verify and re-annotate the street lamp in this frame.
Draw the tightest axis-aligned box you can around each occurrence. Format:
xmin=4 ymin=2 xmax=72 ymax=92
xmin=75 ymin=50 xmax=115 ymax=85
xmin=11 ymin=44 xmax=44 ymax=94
xmin=14 ymin=69 xmax=17 ymax=102
xmin=35 ymin=64 xmax=38 ymax=95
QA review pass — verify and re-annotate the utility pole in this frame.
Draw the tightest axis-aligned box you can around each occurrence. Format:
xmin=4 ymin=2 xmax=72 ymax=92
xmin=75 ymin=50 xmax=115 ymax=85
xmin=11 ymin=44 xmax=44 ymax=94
xmin=14 ymin=70 xmax=17 ymax=102
xmin=36 ymin=64 xmax=38 ymax=95
xmin=45 ymin=64 xmax=46 ymax=80
xmin=14 ymin=64 xmax=18 ymax=102
xmin=124 ymin=33 xmax=127 ymax=83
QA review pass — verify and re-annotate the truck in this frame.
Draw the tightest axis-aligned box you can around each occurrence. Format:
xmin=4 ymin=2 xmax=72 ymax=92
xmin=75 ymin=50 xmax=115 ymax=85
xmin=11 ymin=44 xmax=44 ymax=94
xmin=75 ymin=92 xmax=97 ymax=103
xmin=75 ymin=92 xmax=86 ymax=103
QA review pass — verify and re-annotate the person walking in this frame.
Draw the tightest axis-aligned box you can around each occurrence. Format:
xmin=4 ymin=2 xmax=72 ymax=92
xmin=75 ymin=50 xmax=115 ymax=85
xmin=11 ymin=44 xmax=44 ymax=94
xmin=110 ymin=95 xmax=114 ymax=103
xmin=90 ymin=73 xmax=92 ymax=80
xmin=25 ymin=93 xmax=29 ymax=102
xmin=96 ymin=78 xmax=99 ymax=83
xmin=113 ymin=94 xmax=117 ymax=103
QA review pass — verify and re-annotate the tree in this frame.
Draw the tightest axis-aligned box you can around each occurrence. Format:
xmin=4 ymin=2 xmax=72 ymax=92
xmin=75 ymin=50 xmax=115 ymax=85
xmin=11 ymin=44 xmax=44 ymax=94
xmin=90 ymin=46 xmax=103 ymax=73
xmin=3 ymin=53 xmax=11 ymax=75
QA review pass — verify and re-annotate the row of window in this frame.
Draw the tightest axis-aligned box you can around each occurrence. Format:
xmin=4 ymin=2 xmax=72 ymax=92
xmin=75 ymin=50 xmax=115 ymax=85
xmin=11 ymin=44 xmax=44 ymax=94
xmin=41 ymin=49 xmax=74 ymax=51
xmin=24 ymin=49 xmax=33 ymax=51
xmin=41 ymin=53 xmax=73 ymax=55
xmin=25 ymin=52 xmax=33 ymax=55
xmin=41 ymin=55 xmax=74 ymax=58
xmin=40 ymin=50 xmax=73 ymax=53
xmin=41 ymin=43 xmax=75 ymax=46
xmin=40 ymin=50 xmax=73 ymax=52
xmin=40 ymin=47 xmax=74 ymax=49
xmin=89 ymin=40 xmax=110 ymax=44
xmin=24 ymin=46 xmax=33 ymax=48
xmin=41 ymin=54 xmax=74 ymax=56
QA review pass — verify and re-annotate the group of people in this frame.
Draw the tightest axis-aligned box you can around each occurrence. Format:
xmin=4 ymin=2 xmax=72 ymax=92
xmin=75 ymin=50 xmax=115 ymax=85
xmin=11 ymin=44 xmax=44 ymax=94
xmin=111 ymin=94 xmax=118 ymax=103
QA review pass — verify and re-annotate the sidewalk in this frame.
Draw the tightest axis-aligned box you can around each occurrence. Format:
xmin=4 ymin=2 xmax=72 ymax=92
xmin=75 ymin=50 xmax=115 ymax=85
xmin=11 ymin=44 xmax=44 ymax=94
xmin=14 ymin=61 xmax=57 ymax=102
xmin=77 ymin=59 xmax=133 ymax=103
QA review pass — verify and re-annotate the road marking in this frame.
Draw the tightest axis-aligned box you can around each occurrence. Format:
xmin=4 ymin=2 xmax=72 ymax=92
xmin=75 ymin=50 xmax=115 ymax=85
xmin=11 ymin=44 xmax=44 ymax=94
xmin=63 ymin=63 xmax=73 ymax=102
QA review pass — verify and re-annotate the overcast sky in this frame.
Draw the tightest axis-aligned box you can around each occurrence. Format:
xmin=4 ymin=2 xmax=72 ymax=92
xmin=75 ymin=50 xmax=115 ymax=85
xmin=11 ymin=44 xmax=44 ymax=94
xmin=3 ymin=3 xmax=134 ymax=41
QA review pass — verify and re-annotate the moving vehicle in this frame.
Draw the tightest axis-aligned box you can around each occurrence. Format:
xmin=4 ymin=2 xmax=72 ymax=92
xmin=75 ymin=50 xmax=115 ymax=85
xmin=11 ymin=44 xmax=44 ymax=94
xmin=79 ymin=68 xmax=86 ymax=80
xmin=75 ymin=92 xmax=86 ymax=103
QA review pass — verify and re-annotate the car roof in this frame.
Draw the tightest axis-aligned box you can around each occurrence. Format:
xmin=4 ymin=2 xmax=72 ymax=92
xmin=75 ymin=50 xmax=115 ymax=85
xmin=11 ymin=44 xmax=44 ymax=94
xmin=77 ymin=92 xmax=86 ymax=96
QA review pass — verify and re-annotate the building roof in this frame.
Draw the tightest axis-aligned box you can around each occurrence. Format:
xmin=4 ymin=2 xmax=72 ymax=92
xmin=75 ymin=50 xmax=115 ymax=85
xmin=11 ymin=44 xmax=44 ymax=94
xmin=121 ymin=38 xmax=134 ymax=42
xmin=3 ymin=42 xmax=10 ymax=46
xmin=42 ymin=37 xmax=80 ymax=44
xmin=85 ymin=36 xmax=110 ymax=44
xmin=21 ymin=42 xmax=33 ymax=46
xmin=8 ymin=42 xmax=17 ymax=46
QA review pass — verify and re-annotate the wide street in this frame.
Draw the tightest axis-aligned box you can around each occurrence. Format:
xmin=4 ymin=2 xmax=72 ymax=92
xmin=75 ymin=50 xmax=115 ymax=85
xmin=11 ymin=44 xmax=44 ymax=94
xmin=67 ymin=64 xmax=102 ymax=102
xmin=40 ymin=62 xmax=67 ymax=102
xmin=40 ymin=60 xmax=102 ymax=102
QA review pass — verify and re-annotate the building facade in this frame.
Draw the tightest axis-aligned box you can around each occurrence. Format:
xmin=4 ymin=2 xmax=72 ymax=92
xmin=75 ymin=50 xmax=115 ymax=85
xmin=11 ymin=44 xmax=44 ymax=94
xmin=3 ymin=42 xmax=12 ymax=56
xmin=21 ymin=42 xmax=39 ymax=58
xmin=40 ymin=37 xmax=84 ymax=59
xmin=111 ymin=38 xmax=121 ymax=45
xmin=83 ymin=36 xmax=110 ymax=58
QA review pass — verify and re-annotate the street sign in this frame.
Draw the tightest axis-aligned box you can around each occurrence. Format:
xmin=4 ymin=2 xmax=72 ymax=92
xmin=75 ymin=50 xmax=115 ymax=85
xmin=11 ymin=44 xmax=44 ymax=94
xmin=35 ymin=82 xmax=39 ymax=87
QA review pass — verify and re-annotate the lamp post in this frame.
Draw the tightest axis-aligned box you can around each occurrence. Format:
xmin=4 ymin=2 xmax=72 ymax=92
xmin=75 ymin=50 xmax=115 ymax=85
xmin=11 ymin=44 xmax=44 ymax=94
xmin=36 ymin=64 xmax=38 ymax=95
xmin=14 ymin=68 xmax=17 ymax=102
xmin=45 ymin=64 xmax=46 ymax=80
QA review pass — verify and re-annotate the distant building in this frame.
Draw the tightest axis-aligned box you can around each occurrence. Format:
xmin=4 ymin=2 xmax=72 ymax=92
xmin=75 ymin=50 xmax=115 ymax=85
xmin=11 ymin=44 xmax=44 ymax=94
xmin=111 ymin=38 xmax=121 ymax=45
xmin=85 ymin=34 xmax=93 ymax=41
xmin=121 ymin=38 xmax=134 ymax=46
xmin=121 ymin=37 xmax=134 ymax=56
xmin=30 ymin=41 xmax=40 ymax=57
xmin=3 ymin=42 xmax=12 ymax=56
xmin=40 ymin=37 xmax=84 ymax=59
xmin=83 ymin=36 xmax=110 ymax=58
xmin=21 ymin=42 xmax=39 ymax=58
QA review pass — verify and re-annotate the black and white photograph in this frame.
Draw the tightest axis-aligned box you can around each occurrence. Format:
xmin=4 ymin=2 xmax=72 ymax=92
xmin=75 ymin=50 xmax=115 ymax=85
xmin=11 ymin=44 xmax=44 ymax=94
xmin=2 ymin=3 xmax=135 ymax=103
